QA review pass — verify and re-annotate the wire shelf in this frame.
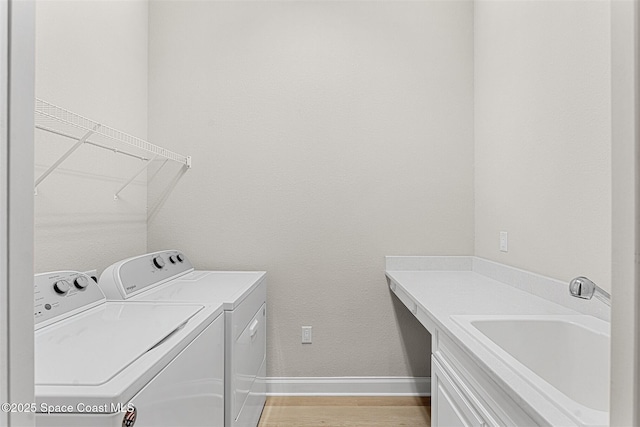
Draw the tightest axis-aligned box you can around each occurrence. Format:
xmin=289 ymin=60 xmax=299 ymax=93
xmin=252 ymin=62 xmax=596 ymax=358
xmin=34 ymin=98 xmax=191 ymax=197
xmin=35 ymin=98 xmax=191 ymax=166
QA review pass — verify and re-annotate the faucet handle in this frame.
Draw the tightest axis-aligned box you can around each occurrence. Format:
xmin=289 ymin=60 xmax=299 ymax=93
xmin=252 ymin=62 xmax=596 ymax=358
xmin=569 ymin=276 xmax=595 ymax=299
xmin=569 ymin=276 xmax=611 ymax=306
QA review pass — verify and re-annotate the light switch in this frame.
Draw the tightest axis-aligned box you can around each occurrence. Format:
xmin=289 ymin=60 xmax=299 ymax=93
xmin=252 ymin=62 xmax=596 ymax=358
xmin=302 ymin=326 xmax=312 ymax=344
xmin=500 ymin=231 xmax=508 ymax=252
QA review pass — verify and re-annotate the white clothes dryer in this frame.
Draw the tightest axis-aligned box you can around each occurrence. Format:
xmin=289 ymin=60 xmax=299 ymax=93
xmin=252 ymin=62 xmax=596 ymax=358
xmin=99 ymin=250 xmax=267 ymax=427
xmin=34 ymin=270 xmax=224 ymax=427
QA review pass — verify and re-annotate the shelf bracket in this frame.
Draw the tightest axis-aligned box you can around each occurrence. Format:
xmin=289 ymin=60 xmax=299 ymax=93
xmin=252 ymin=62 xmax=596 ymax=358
xmin=114 ymin=155 xmax=159 ymax=200
xmin=147 ymin=158 xmax=169 ymax=185
xmin=34 ymin=124 xmax=100 ymax=193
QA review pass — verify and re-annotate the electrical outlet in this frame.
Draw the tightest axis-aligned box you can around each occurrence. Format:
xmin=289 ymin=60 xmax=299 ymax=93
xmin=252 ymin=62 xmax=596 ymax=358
xmin=500 ymin=231 xmax=508 ymax=252
xmin=302 ymin=326 xmax=312 ymax=344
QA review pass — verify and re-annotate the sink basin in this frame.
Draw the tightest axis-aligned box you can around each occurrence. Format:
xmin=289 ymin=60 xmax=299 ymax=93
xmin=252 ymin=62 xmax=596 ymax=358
xmin=451 ymin=314 xmax=610 ymax=426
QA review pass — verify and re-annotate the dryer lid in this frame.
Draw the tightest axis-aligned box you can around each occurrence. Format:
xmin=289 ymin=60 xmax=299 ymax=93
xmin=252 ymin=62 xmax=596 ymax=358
xmin=133 ymin=271 xmax=265 ymax=309
xmin=35 ymin=302 xmax=202 ymax=386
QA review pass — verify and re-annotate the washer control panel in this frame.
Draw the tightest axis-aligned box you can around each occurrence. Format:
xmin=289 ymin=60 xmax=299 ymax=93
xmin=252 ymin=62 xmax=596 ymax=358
xmin=99 ymin=250 xmax=194 ymax=299
xmin=34 ymin=271 xmax=106 ymax=328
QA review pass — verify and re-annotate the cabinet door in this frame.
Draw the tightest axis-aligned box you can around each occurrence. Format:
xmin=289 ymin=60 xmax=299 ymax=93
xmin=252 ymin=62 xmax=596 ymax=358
xmin=432 ymin=356 xmax=485 ymax=427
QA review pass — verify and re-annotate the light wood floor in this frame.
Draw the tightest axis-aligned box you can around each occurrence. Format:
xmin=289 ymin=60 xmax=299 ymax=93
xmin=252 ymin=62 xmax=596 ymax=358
xmin=258 ymin=396 xmax=431 ymax=427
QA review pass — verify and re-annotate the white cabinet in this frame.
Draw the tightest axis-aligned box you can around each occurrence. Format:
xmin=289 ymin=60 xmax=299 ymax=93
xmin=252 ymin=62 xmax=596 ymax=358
xmin=432 ymin=357 xmax=485 ymax=427
xmin=431 ymin=328 xmax=537 ymax=426
xmin=388 ymin=280 xmax=538 ymax=427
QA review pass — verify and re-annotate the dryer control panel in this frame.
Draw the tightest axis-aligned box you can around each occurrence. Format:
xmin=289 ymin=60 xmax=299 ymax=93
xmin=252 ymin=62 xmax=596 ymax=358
xmin=99 ymin=250 xmax=194 ymax=299
xmin=34 ymin=271 xmax=106 ymax=329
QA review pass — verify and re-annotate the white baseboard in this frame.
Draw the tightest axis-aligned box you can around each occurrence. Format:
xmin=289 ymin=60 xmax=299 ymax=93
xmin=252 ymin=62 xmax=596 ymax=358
xmin=266 ymin=376 xmax=430 ymax=396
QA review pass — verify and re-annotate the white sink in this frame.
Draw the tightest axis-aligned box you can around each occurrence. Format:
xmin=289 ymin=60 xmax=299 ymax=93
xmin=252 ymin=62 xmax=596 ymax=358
xmin=451 ymin=314 xmax=610 ymax=427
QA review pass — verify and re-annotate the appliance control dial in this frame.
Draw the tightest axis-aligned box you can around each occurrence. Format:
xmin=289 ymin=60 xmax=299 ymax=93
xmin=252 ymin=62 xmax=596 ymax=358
xmin=176 ymin=253 xmax=184 ymax=262
xmin=169 ymin=255 xmax=177 ymax=264
xmin=74 ymin=276 xmax=90 ymax=290
xmin=153 ymin=256 xmax=165 ymax=269
xmin=53 ymin=280 xmax=71 ymax=295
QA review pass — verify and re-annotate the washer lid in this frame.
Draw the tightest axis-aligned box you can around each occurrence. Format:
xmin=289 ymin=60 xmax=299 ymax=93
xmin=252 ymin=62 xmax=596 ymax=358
xmin=35 ymin=302 xmax=202 ymax=386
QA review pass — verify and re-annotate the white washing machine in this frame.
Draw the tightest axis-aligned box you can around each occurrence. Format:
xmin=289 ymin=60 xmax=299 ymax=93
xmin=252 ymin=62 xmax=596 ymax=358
xmin=34 ymin=270 xmax=225 ymax=427
xmin=98 ymin=250 xmax=267 ymax=427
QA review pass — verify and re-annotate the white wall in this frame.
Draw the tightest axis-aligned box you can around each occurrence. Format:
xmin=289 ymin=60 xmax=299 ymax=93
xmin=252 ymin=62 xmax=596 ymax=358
xmin=148 ymin=0 xmax=474 ymax=377
xmin=33 ymin=0 xmax=620 ymax=395
xmin=0 ymin=2 xmax=8 ymax=420
xmin=3 ymin=1 xmax=36 ymax=425
xmin=610 ymin=0 xmax=640 ymax=424
xmin=34 ymin=0 xmax=149 ymax=274
xmin=474 ymin=0 xmax=612 ymax=290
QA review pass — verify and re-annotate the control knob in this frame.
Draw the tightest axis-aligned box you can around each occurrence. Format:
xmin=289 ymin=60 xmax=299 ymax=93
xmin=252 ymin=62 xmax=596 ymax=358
xmin=53 ymin=280 xmax=71 ymax=295
xmin=153 ymin=256 xmax=165 ymax=269
xmin=169 ymin=255 xmax=177 ymax=264
xmin=176 ymin=253 xmax=185 ymax=263
xmin=74 ymin=276 xmax=90 ymax=290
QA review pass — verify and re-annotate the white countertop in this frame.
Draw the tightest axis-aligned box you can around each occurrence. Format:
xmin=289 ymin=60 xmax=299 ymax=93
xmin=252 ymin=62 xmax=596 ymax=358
xmin=385 ymin=257 xmax=610 ymax=426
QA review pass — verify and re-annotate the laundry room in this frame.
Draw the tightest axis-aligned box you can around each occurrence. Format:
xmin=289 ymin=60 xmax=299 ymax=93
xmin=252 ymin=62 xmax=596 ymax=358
xmin=1 ymin=0 xmax=638 ymax=426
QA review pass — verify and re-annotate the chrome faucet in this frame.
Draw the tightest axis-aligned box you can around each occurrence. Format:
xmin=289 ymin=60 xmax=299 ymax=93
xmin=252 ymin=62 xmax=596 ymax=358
xmin=569 ymin=276 xmax=610 ymax=306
